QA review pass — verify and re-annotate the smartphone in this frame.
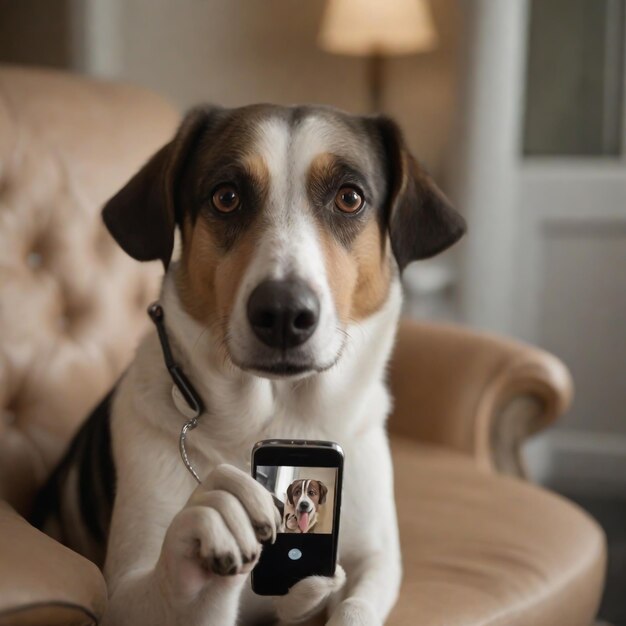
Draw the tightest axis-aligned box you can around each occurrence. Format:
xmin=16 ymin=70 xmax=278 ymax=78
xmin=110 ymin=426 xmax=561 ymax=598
xmin=251 ymin=439 xmax=344 ymax=596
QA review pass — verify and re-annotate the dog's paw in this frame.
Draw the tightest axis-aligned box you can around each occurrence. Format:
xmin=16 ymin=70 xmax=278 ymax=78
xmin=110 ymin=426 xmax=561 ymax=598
xmin=325 ymin=597 xmax=380 ymax=626
xmin=194 ymin=464 xmax=282 ymax=544
xmin=160 ymin=464 xmax=280 ymax=597
xmin=274 ymin=565 xmax=346 ymax=624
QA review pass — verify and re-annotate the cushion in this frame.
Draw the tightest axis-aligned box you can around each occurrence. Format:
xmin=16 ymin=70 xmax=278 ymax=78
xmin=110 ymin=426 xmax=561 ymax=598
xmin=0 ymin=502 xmax=105 ymax=626
xmin=389 ymin=437 xmax=605 ymax=626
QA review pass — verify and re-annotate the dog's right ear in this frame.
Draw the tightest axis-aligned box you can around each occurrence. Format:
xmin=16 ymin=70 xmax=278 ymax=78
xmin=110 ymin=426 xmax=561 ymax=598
xmin=373 ymin=116 xmax=466 ymax=271
xmin=286 ymin=482 xmax=295 ymax=506
xmin=317 ymin=481 xmax=328 ymax=505
xmin=102 ymin=106 xmax=219 ymax=269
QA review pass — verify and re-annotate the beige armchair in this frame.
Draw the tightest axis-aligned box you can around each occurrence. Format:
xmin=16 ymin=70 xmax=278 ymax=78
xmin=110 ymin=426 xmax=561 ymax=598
xmin=0 ymin=66 xmax=606 ymax=626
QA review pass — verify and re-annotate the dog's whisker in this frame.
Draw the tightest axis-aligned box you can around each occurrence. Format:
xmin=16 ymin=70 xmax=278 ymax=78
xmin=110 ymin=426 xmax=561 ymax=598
xmin=336 ymin=326 xmax=352 ymax=341
xmin=346 ymin=317 xmax=367 ymax=342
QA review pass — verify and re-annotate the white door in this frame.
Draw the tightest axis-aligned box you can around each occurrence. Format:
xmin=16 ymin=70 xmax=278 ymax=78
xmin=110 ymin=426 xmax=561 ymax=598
xmin=455 ymin=0 xmax=626 ymax=495
xmin=516 ymin=0 xmax=626 ymax=496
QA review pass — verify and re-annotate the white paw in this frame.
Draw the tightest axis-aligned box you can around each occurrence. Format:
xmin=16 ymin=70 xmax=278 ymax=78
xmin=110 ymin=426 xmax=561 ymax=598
xmin=161 ymin=464 xmax=281 ymax=596
xmin=196 ymin=464 xmax=282 ymax=544
xmin=326 ymin=597 xmax=380 ymax=626
xmin=274 ymin=565 xmax=346 ymax=624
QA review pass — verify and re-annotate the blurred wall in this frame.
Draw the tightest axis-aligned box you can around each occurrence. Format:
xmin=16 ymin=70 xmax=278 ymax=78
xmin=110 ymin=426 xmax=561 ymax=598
xmin=0 ymin=0 xmax=464 ymax=320
xmin=79 ymin=0 xmax=461 ymax=181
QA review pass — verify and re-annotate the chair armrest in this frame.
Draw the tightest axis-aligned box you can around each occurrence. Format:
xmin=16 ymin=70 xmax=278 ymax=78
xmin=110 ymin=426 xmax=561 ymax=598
xmin=387 ymin=319 xmax=573 ymax=477
xmin=0 ymin=502 xmax=107 ymax=626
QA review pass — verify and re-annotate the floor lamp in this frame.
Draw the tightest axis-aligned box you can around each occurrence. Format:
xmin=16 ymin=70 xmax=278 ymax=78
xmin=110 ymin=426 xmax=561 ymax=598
xmin=318 ymin=0 xmax=438 ymax=112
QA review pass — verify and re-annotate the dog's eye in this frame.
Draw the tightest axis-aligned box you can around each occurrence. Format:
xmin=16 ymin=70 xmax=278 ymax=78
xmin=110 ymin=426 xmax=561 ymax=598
xmin=335 ymin=186 xmax=364 ymax=213
xmin=212 ymin=185 xmax=240 ymax=213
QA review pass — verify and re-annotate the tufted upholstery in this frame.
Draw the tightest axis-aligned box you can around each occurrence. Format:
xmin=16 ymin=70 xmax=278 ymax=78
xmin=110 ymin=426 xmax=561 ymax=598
xmin=0 ymin=65 xmax=179 ymax=514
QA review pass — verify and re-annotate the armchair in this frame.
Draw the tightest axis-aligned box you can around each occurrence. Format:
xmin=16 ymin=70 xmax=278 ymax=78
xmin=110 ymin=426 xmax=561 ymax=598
xmin=389 ymin=318 xmax=574 ymax=476
xmin=0 ymin=66 xmax=605 ymax=626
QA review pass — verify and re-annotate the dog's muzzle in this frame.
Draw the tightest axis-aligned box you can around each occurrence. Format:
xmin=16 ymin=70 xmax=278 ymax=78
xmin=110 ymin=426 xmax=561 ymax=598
xmin=246 ymin=279 xmax=320 ymax=349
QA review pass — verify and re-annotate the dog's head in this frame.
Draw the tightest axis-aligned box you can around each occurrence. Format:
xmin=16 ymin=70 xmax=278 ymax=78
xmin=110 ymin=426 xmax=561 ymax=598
xmin=285 ymin=479 xmax=327 ymax=533
xmin=103 ymin=104 xmax=465 ymax=377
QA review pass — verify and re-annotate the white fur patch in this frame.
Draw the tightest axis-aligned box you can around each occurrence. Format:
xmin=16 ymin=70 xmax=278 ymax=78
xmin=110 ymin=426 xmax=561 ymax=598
xmin=227 ymin=116 xmax=343 ymax=372
xmin=274 ymin=564 xmax=346 ymax=623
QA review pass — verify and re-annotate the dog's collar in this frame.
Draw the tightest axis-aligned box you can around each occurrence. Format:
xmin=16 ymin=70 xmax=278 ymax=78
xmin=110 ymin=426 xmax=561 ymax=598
xmin=148 ymin=302 xmax=204 ymax=483
xmin=148 ymin=302 xmax=204 ymax=418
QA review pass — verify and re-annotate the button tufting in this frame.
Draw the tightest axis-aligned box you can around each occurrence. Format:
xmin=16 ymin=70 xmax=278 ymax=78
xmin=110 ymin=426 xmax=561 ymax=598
xmin=26 ymin=251 xmax=43 ymax=269
xmin=57 ymin=295 xmax=94 ymax=334
xmin=57 ymin=314 xmax=70 ymax=332
xmin=2 ymin=409 xmax=16 ymax=426
xmin=0 ymin=174 xmax=10 ymax=198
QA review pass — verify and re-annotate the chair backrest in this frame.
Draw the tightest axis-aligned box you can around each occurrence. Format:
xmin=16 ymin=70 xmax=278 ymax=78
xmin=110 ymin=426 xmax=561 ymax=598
xmin=0 ymin=66 xmax=179 ymax=513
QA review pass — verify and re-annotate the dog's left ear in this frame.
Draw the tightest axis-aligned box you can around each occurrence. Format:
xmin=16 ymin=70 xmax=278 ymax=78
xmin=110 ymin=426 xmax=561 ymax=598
xmin=317 ymin=481 xmax=328 ymax=505
xmin=374 ymin=117 xmax=466 ymax=271
xmin=102 ymin=106 xmax=220 ymax=269
xmin=286 ymin=482 xmax=296 ymax=506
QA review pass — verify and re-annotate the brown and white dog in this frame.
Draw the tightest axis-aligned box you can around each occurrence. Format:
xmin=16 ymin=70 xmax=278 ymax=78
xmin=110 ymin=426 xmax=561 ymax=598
xmin=34 ymin=104 xmax=465 ymax=626
xmin=283 ymin=479 xmax=328 ymax=533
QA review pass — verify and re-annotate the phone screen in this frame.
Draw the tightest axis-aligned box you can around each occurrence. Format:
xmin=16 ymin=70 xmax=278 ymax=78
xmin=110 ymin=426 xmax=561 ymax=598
xmin=251 ymin=441 xmax=343 ymax=595
xmin=256 ymin=465 xmax=338 ymax=535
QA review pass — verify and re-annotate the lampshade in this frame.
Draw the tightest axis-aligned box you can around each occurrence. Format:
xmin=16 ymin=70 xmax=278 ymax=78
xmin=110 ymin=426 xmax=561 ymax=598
xmin=318 ymin=0 xmax=438 ymax=57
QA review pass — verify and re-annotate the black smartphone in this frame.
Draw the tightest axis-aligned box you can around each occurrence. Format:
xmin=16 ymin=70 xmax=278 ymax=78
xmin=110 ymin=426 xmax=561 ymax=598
xmin=251 ymin=439 xmax=344 ymax=596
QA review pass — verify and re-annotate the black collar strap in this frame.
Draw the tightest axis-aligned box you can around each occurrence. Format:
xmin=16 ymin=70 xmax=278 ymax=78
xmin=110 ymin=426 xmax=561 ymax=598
xmin=147 ymin=302 xmax=204 ymax=484
xmin=147 ymin=302 xmax=204 ymax=419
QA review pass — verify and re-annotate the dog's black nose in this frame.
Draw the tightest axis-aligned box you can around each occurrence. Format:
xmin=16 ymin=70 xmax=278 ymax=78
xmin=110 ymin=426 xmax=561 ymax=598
xmin=247 ymin=279 xmax=320 ymax=349
xmin=298 ymin=502 xmax=310 ymax=511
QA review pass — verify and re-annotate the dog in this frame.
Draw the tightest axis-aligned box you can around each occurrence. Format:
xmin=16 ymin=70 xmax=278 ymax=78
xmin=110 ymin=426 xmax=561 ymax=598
xmin=33 ymin=103 xmax=465 ymax=625
xmin=283 ymin=479 xmax=328 ymax=533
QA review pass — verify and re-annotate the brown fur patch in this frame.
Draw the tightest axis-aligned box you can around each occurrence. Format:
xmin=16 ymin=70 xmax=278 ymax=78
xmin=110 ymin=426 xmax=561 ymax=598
xmin=308 ymin=152 xmax=336 ymax=185
xmin=310 ymin=153 xmax=390 ymax=322
xmin=317 ymin=228 xmax=357 ymax=322
xmin=351 ymin=220 xmax=392 ymax=319
xmin=317 ymin=218 xmax=391 ymax=323
xmin=177 ymin=216 xmax=257 ymax=346
xmin=176 ymin=153 xmax=270 ymax=335
xmin=242 ymin=154 xmax=270 ymax=192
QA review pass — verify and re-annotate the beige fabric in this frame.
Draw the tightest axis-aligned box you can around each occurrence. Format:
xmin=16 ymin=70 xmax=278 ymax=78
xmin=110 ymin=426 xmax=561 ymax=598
xmin=0 ymin=606 xmax=95 ymax=626
xmin=0 ymin=65 xmax=179 ymax=514
xmin=0 ymin=502 xmax=105 ymax=625
xmin=389 ymin=438 xmax=606 ymax=626
xmin=388 ymin=318 xmax=574 ymax=475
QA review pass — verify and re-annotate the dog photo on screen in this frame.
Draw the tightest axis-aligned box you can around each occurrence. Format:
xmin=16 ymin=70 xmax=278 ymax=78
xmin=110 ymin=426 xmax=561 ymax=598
xmin=256 ymin=466 xmax=336 ymax=534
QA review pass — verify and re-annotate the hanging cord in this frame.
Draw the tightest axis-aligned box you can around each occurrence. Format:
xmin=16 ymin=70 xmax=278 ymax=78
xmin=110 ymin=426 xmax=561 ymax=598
xmin=148 ymin=302 xmax=204 ymax=483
